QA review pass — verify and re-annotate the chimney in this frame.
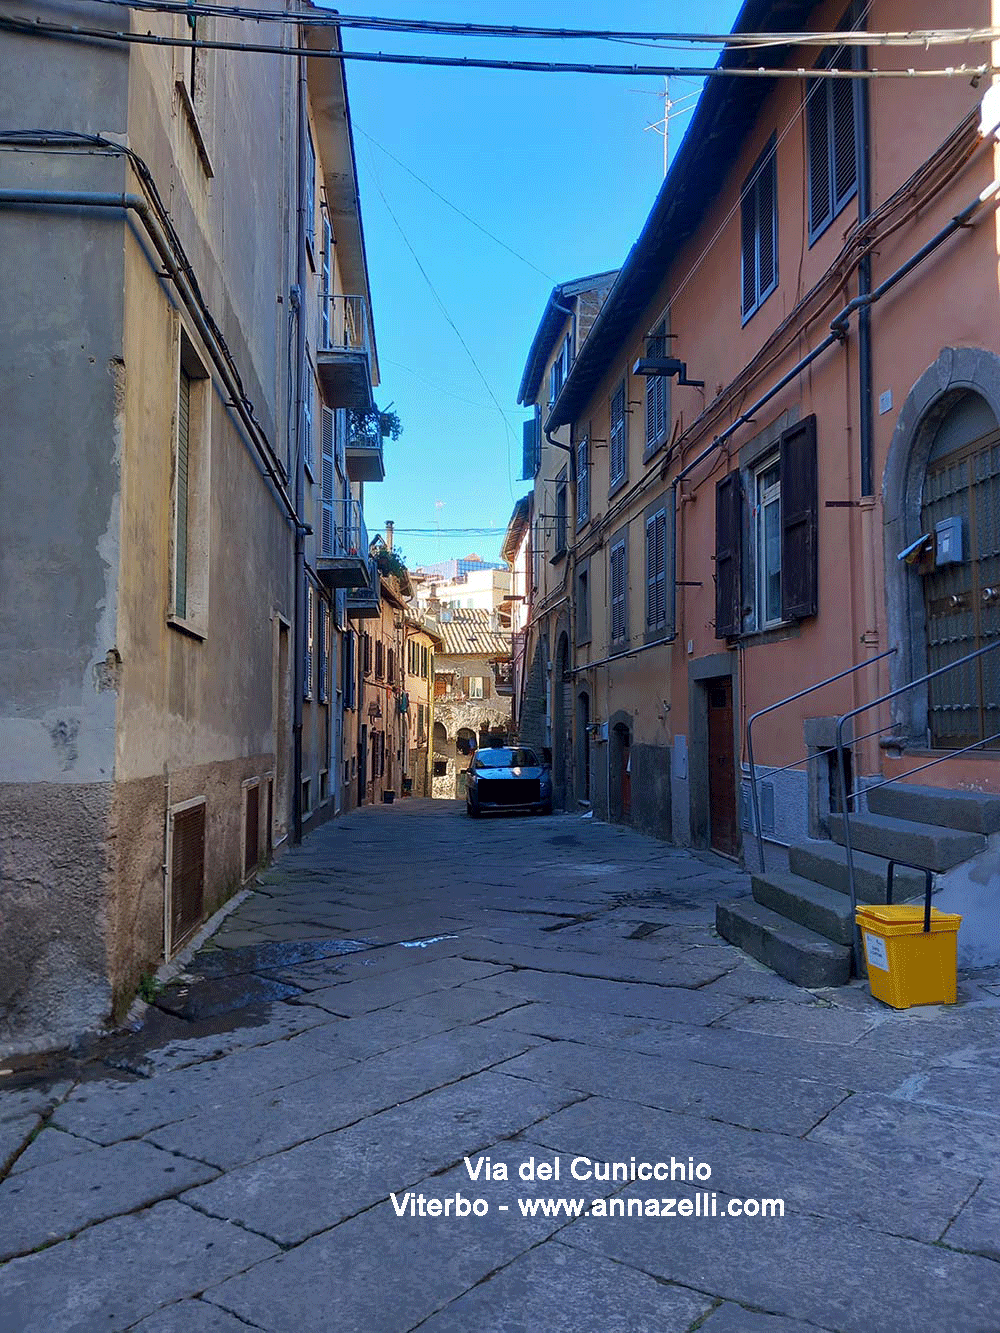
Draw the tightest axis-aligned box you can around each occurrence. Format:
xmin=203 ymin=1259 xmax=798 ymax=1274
xmin=385 ymin=520 xmax=394 ymax=551
xmin=426 ymin=582 xmax=441 ymax=616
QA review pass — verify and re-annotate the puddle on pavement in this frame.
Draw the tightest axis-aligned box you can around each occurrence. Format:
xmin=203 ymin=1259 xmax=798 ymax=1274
xmin=398 ymin=934 xmax=459 ymax=949
xmin=153 ymin=974 xmax=304 ymax=1022
xmin=190 ymin=936 xmax=376 ymax=979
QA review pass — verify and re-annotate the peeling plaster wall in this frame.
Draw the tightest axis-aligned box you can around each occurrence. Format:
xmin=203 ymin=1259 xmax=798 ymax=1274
xmin=432 ymin=652 xmax=513 ymax=800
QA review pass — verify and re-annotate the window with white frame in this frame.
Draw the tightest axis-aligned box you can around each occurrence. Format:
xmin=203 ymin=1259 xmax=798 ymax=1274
xmin=609 ymin=380 xmax=627 ymax=490
xmin=610 ymin=538 xmax=628 ymax=644
xmin=754 ymin=457 xmax=782 ymax=628
xmin=741 ymin=136 xmax=778 ymax=322
xmin=320 ymin=213 xmax=333 ymax=346
xmin=576 ymin=435 xmax=590 ymax=527
xmin=469 ymin=676 xmax=485 ymax=700
xmin=645 ymin=507 xmax=668 ymax=632
xmin=807 ymin=44 xmax=857 ymax=242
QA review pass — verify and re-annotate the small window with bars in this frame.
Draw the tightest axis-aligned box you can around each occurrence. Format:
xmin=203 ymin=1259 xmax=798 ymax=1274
xmin=741 ymin=136 xmax=778 ymax=322
xmin=610 ymin=381 xmax=627 ymax=490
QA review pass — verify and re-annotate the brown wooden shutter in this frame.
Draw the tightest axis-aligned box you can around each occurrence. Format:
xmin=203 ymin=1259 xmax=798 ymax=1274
xmin=171 ymin=803 xmax=205 ymax=948
xmin=244 ymin=784 xmax=259 ymax=878
xmin=780 ymin=414 xmax=818 ymax=620
xmin=715 ymin=470 xmax=742 ymax=638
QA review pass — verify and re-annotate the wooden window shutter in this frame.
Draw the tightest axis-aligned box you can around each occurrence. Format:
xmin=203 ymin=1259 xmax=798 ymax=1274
xmin=831 ymin=70 xmax=857 ymax=209
xmin=522 ymin=416 xmax=536 ymax=480
xmin=645 ymin=323 xmax=667 ymax=450
xmin=321 ymin=406 xmax=335 ymax=555
xmin=645 ymin=509 xmax=667 ymax=630
xmin=807 ymin=79 xmax=831 ymax=236
xmin=715 ymin=471 xmax=742 ymax=638
xmin=171 ymin=802 xmax=205 ymax=948
xmin=780 ymin=414 xmax=819 ymax=620
xmin=740 ymin=187 xmax=757 ymax=318
xmin=757 ymin=153 xmax=776 ymax=296
xmin=175 ymin=368 xmax=192 ymax=619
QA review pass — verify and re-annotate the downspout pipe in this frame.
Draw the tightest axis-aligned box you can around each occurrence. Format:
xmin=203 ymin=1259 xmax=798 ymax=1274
xmin=854 ymin=16 xmax=875 ymax=498
xmin=291 ymin=48 xmax=308 ymax=846
xmin=0 ymin=187 xmax=301 ymax=527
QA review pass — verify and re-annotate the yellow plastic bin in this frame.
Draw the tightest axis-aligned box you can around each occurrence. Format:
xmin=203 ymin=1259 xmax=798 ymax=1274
xmin=855 ymin=904 xmax=962 ymax=1009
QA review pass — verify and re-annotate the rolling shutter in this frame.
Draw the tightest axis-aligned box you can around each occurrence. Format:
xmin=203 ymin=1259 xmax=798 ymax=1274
xmin=779 ymin=414 xmax=819 ymax=621
xmin=715 ymin=470 xmax=742 ymax=638
xmin=171 ymin=802 xmax=205 ymax=949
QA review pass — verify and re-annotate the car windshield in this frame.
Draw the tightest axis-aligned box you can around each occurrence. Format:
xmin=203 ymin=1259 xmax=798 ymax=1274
xmin=474 ymin=748 xmax=538 ymax=769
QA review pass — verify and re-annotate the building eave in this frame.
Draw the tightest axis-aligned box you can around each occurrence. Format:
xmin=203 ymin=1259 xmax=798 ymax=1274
xmin=516 ymin=269 xmax=619 ymax=407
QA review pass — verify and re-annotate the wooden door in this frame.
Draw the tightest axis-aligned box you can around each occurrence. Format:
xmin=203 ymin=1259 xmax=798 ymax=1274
xmin=621 ymin=739 xmax=631 ymax=819
xmin=707 ymin=677 xmax=738 ymax=856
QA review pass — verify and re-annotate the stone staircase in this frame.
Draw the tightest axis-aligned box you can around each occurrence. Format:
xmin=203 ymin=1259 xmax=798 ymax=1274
xmin=717 ymin=783 xmax=1000 ymax=987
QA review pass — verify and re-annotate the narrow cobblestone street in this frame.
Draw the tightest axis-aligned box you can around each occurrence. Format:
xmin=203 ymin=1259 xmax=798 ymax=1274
xmin=3 ymin=800 xmax=1000 ymax=1332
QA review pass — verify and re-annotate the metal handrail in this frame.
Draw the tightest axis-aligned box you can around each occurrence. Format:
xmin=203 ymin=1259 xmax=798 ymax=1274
xmin=747 ymin=647 xmax=895 ymax=872
xmin=836 ymin=637 xmax=1000 ymax=972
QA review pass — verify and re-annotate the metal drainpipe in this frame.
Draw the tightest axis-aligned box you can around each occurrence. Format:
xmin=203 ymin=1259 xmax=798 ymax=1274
xmin=854 ymin=17 xmax=874 ymax=499
xmin=291 ymin=52 xmax=308 ymax=846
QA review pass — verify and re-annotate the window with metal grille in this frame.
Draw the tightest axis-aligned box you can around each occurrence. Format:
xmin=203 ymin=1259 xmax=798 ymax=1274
xmin=610 ymin=539 xmax=627 ymax=643
xmin=174 ymin=368 xmax=192 ymax=619
xmin=645 ymin=322 xmax=669 ymax=454
xmin=807 ymin=45 xmax=857 ymax=243
xmin=170 ymin=800 xmax=205 ymax=952
xmin=576 ymin=436 xmax=590 ymax=527
xmin=610 ymin=381 xmax=627 ymax=489
xmin=741 ymin=136 xmax=778 ymax=322
xmin=646 ymin=508 xmax=668 ymax=631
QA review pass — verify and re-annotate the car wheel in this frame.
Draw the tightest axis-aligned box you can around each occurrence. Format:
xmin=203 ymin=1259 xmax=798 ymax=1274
xmin=538 ymin=802 xmax=552 ymax=816
xmin=466 ymin=801 xmax=480 ymax=818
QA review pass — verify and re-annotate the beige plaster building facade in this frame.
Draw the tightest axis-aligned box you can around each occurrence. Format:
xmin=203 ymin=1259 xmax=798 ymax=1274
xmin=431 ymin=610 xmax=514 ymax=801
xmin=0 ymin=0 xmax=385 ymax=1051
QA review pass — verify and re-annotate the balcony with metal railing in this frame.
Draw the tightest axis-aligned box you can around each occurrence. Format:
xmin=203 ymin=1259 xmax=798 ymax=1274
xmin=316 ymin=497 xmax=373 ymax=591
xmin=317 ymin=293 xmax=374 ymax=413
xmin=346 ymin=552 xmax=381 ymax=619
xmin=346 ymin=420 xmax=386 ymax=484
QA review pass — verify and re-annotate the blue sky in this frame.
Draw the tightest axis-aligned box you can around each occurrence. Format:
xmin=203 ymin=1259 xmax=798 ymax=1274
xmin=332 ymin=1 xmax=743 ymax=567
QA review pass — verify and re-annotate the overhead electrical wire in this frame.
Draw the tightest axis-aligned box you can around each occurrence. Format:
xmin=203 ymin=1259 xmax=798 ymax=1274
xmin=1 ymin=15 xmax=989 ymax=80
xmin=43 ymin=0 xmax=1000 ymax=52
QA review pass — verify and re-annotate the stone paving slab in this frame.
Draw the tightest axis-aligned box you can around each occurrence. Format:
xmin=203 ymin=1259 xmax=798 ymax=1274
xmin=182 ymin=1076 xmax=584 ymax=1245
xmin=0 ymin=1114 xmax=38 ymax=1173
xmin=111 ymin=1002 xmax=340 ymax=1076
xmin=302 ymin=957 xmax=511 ymax=1016
xmin=615 ymin=1021 xmax=928 ymax=1095
xmin=808 ymin=1091 xmax=1000 ymax=1177
xmin=130 ymin=1300 xmax=267 ymax=1331
xmin=0 ymin=1200 xmax=277 ymax=1333
xmin=0 ymin=1139 xmax=217 ymax=1260
xmin=467 ymin=969 xmax=744 ymax=1025
xmin=148 ymin=1027 xmax=539 ymax=1169
xmin=476 ymin=1000 xmax=668 ymax=1046
xmin=414 ymin=1237 xmax=713 ymax=1332
xmin=455 ymin=940 xmax=734 ymax=988
xmin=558 ymin=1192 xmax=1000 ymax=1333
xmin=523 ymin=1094 xmax=979 ymax=1244
xmin=8 ymin=1125 xmax=93 ymax=1175
xmin=52 ymin=1029 xmax=359 ymax=1145
xmin=699 ymin=1305 xmax=839 ymax=1332
xmin=0 ymin=1079 xmax=72 ymax=1125
xmin=204 ymin=1181 xmax=563 ymax=1333
xmin=403 ymin=985 xmax=529 ymax=1026
xmin=292 ymin=1003 xmax=464 ymax=1062
xmin=716 ymin=998 xmax=884 ymax=1045
xmin=943 ymin=1176 xmax=1000 ymax=1260
xmin=499 ymin=1040 xmax=848 ymax=1136
xmin=263 ymin=940 xmax=469 ymax=990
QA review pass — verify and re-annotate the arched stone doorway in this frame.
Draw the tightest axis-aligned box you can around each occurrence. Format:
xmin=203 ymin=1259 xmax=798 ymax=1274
xmin=455 ymin=727 xmax=477 ymax=798
xmin=576 ymin=689 xmax=591 ymax=802
xmin=884 ymin=349 xmax=1000 ymax=747
xmin=610 ymin=716 xmax=631 ymax=824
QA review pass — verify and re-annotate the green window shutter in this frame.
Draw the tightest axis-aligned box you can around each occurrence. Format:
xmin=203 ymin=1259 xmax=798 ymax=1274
xmin=175 ymin=368 xmax=192 ymax=619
